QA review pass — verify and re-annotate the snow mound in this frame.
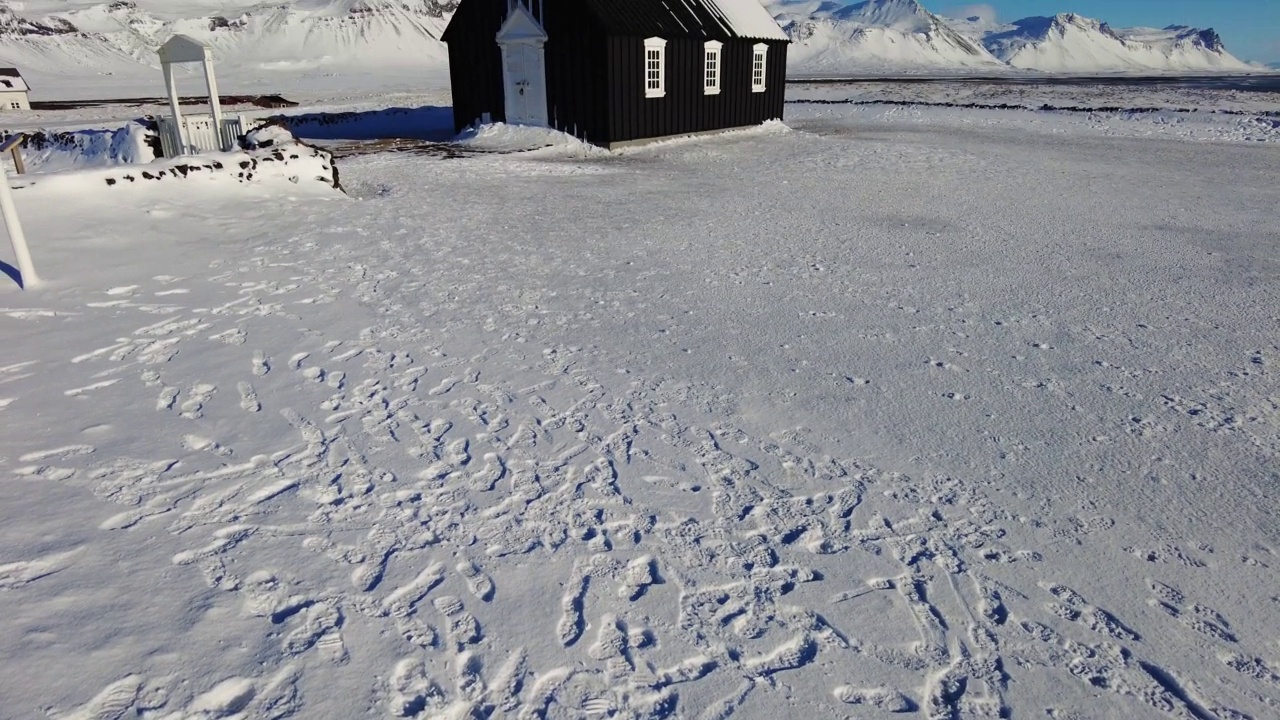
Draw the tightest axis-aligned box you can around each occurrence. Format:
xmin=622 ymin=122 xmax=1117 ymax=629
xmin=454 ymin=121 xmax=789 ymax=155
xmin=3 ymin=120 xmax=157 ymax=174
xmin=610 ymin=118 xmax=793 ymax=153
xmin=244 ymin=123 xmax=297 ymax=149
xmin=455 ymin=122 xmax=604 ymax=155
xmin=14 ymin=140 xmax=342 ymax=195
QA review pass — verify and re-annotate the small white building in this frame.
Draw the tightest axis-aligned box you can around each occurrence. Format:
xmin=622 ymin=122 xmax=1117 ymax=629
xmin=0 ymin=68 xmax=31 ymax=111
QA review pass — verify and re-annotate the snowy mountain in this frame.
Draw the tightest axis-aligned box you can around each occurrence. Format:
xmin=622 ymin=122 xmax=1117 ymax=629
xmin=0 ymin=0 xmax=1258 ymax=91
xmin=0 ymin=0 xmax=455 ymax=82
xmin=774 ymin=0 xmax=1250 ymax=74
xmin=772 ymin=0 xmax=1003 ymax=72
xmin=963 ymin=13 xmax=1250 ymax=72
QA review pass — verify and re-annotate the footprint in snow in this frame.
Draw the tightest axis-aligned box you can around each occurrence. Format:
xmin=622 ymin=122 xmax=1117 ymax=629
xmin=252 ymin=350 xmax=271 ymax=377
xmin=238 ymin=382 xmax=261 ymax=412
xmin=1148 ymin=579 xmax=1236 ymax=643
xmin=180 ymin=383 xmax=217 ymax=419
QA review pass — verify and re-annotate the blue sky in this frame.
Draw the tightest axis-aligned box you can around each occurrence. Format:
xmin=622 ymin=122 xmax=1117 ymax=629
xmin=937 ymin=1 xmax=1280 ymax=62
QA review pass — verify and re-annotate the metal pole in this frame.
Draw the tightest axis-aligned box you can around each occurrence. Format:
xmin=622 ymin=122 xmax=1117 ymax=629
xmin=0 ymin=161 xmax=37 ymax=287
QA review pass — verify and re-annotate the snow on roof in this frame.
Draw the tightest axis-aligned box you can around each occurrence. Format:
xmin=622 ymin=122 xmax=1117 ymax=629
xmin=579 ymin=0 xmax=787 ymax=41
xmin=158 ymin=34 xmax=212 ymax=64
xmin=704 ymin=0 xmax=789 ymax=41
xmin=0 ymin=68 xmax=29 ymax=93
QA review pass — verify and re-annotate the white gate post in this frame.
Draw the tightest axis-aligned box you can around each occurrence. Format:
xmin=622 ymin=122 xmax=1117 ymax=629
xmin=202 ymin=58 xmax=226 ymax=150
xmin=0 ymin=149 xmax=37 ymax=288
xmin=164 ymin=62 xmax=189 ymax=155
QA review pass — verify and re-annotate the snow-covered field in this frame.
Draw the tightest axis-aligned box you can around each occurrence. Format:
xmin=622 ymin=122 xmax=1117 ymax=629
xmin=790 ymin=79 xmax=1280 ymax=116
xmin=2 ymin=95 xmax=1279 ymax=720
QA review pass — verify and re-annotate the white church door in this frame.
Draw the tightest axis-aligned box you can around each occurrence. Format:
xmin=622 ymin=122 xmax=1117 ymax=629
xmin=497 ymin=4 xmax=548 ymax=127
xmin=501 ymin=44 xmax=548 ymax=126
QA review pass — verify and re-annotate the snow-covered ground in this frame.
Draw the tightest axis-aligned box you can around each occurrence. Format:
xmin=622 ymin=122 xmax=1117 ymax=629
xmin=2 ymin=98 xmax=1280 ymax=720
xmin=789 ymin=79 xmax=1280 ymax=115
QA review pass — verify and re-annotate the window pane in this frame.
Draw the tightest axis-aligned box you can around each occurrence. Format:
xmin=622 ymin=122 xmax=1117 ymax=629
xmin=644 ymin=45 xmax=663 ymax=94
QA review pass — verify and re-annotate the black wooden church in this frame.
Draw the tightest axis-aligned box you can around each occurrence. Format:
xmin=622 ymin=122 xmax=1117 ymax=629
xmin=442 ymin=0 xmax=789 ymax=149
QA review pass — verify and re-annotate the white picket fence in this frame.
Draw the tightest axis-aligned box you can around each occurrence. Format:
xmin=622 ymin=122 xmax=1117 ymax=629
xmin=157 ymin=114 xmax=246 ymax=157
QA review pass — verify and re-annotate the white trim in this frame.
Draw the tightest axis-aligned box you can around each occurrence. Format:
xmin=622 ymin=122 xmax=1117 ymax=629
xmin=644 ymin=37 xmax=666 ymax=99
xmin=703 ymin=40 xmax=722 ymax=96
xmin=751 ymin=43 xmax=767 ymax=93
xmin=496 ymin=4 xmax=548 ymax=46
xmin=496 ymin=4 xmax=549 ymax=127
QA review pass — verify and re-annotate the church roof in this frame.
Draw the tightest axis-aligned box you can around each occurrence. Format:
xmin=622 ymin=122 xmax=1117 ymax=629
xmin=580 ymin=0 xmax=789 ymax=41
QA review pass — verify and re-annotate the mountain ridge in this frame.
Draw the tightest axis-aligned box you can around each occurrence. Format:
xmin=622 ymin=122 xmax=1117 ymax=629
xmin=949 ymin=10 xmax=1248 ymax=72
xmin=773 ymin=0 xmax=1004 ymax=71
xmin=0 ymin=0 xmax=1263 ymax=84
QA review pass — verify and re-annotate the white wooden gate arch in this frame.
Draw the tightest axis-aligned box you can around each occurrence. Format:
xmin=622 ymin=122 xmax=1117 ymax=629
xmin=157 ymin=35 xmax=243 ymax=156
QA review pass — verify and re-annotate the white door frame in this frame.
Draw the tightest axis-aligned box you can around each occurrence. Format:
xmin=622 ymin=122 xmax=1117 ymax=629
xmin=496 ymin=5 xmax=549 ymax=127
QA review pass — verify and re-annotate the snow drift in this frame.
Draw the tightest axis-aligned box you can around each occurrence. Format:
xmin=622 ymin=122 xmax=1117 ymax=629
xmin=12 ymin=134 xmax=342 ymax=195
xmin=2 ymin=120 xmax=157 ymax=174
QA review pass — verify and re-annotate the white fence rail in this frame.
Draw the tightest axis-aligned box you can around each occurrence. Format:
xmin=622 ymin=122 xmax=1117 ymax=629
xmin=157 ymin=114 xmax=246 ymax=157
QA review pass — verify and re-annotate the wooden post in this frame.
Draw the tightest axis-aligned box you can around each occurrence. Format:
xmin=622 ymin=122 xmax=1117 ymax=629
xmin=8 ymin=135 xmax=24 ymax=175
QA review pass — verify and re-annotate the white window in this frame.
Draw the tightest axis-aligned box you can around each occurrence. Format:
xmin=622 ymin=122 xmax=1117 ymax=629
xmin=751 ymin=43 xmax=768 ymax=93
xmin=644 ymin=37 xmax=666 ymax=99
xmin=704 ymin=41 xmax=722 ymax=95
xmin=9 ymin=102 xmax=18 ymax=110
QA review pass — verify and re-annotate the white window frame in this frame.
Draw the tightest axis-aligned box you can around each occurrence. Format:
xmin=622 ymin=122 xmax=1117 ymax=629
xmin=644 ymin=37 xmax=666 ymax=99
xmin=703 ymin=40 xmax=722 ymax=96
xmin=751 ymin=43 xmax=768 ymax=93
